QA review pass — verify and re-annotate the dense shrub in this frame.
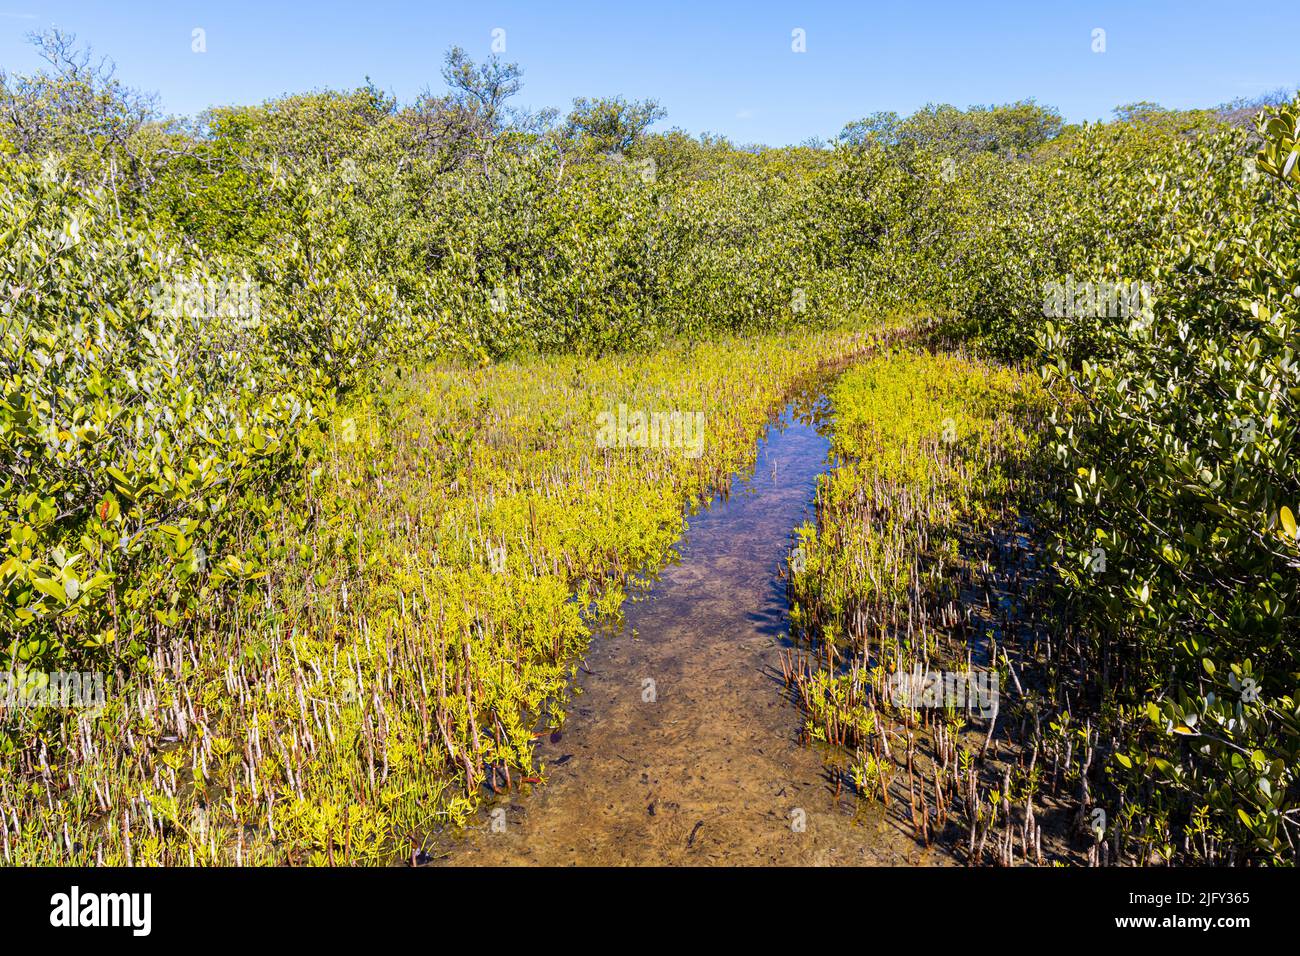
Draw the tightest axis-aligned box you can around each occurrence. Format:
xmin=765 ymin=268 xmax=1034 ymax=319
xmin=0 ymin=161 xmax=319 ymax=675
xmin=1037 ymin=100 xmax=1300 ymax=859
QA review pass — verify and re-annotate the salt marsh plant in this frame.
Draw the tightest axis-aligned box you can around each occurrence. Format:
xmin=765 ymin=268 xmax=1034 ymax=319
xmin=785 ymin=347 xmax=1057 ymax=863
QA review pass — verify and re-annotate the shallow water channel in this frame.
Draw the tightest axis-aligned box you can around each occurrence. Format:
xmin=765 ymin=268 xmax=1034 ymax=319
xmin=438 ymin=371 xmax=945 ymax=865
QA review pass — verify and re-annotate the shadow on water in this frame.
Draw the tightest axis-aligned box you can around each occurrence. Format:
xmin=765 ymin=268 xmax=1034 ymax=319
xmin=435 ymin=365 xmax=943 ymax=866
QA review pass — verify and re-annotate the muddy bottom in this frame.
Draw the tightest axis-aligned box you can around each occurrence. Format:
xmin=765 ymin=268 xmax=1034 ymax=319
xmin=436 ymin=380 xmax=945 ymax=866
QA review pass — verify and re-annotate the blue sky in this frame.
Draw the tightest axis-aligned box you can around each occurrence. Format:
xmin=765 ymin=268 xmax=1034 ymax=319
xmin=2 ymin=1 xmax=1296 ymax=145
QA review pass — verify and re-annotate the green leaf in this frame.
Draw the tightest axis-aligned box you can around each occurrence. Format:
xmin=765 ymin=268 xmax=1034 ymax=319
xmin=32 ymin=577 xmax=67 ymax=604
xmin=1281 ymin=506 xmax=1297 ymax=540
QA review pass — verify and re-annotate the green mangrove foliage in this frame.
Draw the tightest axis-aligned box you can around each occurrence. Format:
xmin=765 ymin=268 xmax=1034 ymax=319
xmin=1035 ymin=97 xmax=1300 ymax=862
xmin=3 ymin=26 xmax=1299 ymax=865
xmin=786 ymin=100 xmax=1300 ymax=863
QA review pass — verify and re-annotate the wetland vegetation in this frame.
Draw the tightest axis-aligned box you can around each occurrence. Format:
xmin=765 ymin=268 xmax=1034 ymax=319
xmin=1 ymin=28 xmax=1298 ymax=866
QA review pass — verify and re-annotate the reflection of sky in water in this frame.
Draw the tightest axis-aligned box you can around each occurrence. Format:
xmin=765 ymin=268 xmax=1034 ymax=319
xmin=620 ymin=377 xmax=836 ymax=646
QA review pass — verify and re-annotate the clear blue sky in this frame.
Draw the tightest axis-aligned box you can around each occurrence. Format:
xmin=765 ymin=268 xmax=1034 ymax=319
xmin=2 ymin=1 xmax=1297 ymax=145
